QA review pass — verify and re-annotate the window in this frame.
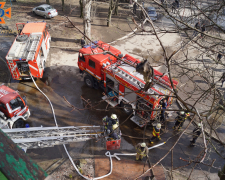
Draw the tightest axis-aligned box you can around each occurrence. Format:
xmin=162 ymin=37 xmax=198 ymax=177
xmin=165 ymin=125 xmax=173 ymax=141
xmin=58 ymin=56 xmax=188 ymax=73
xmin=10 ymin=98 xmax=20 ymax=110
xmin=0 ymin=102 xmax=6 ymax=110
xmin=79 ymin=53 xmax=85 ymax=62
xmin=45 ymin=6 xmax=54 ymax=11
xmin=40 ymin=7 xmax=45 ymax=11
xmin=10 ymin=97 xmax=24 ymax=110
xmin=89 ymin=59 xmax=95 ymax=69
xmin=43 ymin=28 xmax=46 ymax=39
xmin=39 ymin=47 xmax=44 ymax=57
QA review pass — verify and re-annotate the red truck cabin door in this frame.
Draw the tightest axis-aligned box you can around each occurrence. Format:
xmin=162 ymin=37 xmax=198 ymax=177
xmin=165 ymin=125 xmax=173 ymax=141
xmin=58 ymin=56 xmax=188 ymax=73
xmin=86 ymin=59 xmax=97 ymax=78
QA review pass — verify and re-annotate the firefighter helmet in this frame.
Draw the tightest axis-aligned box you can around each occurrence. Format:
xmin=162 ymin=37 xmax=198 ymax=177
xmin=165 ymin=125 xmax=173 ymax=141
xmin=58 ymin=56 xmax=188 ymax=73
xmin=141 ymin=143 xmax=146 ymax=147
xmin=112 ymin=124 xmax=118 ymax=130
xmin=156 ymin=123 xmax=161 ymax=129
xmin=111 ymin=114 xmax=117 ymax=120
xmin=180 ymin=111 xmax=185 ymax=115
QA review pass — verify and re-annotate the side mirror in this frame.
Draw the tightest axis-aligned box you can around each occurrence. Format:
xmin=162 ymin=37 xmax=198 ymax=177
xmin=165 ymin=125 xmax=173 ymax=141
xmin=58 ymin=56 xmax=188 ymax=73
xmin=22 ymin=96 xmax=27 ymax=105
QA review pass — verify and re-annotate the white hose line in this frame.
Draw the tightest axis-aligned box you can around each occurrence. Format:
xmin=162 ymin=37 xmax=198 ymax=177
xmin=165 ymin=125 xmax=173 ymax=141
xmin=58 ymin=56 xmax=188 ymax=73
xmin=30 ymin=74 xmax=58 ymax=127
xmin=30 ymin=74 xmax=113 ymax=180
xmin=105 ymin=142 xmax=166 ymax=161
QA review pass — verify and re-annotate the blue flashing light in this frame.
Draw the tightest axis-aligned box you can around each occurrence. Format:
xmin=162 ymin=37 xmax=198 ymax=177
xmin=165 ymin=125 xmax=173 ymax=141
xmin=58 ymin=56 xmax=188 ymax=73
xmin=19 ymin=58 xmax=22 ymax=61
xmin=84 ymin=41 xmax=99 ymax=49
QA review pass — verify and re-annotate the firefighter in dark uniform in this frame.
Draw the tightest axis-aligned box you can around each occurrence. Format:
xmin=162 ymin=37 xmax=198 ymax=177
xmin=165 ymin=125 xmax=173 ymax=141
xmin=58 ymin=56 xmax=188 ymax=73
xmin=149 ymin=123 xmax=161 ymax=144
xmin=173 ymin=111 xmax=190 ymax=130
xmin=109 ymin=124 xmax=120 ymax=140
xmin=103 ymin=114 xmax=120 ymax=140
xmin=135 ymin=142 xmax=149 ymax=161
xmin=160 ymin=99 xmax=167 ymax=123
xmin=81 ymin=37 xmax=86 ymax=48
xmin=190 ymin=123 xmax=202 ymax=146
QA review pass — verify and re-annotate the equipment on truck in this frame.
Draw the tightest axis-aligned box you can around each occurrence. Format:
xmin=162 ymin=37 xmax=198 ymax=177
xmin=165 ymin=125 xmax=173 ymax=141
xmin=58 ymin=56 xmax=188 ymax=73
xmin=78 ymin=41 xmax=178 ymax=127
xmin=0 ymin=84 xmax=30 ymax=129
xmin=5 ymin=21 xmax=51 ymax=80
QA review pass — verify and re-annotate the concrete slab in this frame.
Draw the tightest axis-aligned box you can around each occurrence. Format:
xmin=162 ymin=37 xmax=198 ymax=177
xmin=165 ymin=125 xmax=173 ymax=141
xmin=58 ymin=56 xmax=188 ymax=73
xmin=94 ymin=157 xmax=165 ymax=180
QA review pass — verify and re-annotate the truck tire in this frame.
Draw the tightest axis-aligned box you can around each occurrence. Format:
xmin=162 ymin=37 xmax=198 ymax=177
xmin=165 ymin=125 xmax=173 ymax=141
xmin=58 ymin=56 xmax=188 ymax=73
xmin=45 ymin=76 xmax=52 ymax=86
xmin=121 ymin=101 xmax=133 ymax=115
xmin=16 ymin=35 xmax=28 ymax=42
xmin=12 ymin=119 xmax=25 ymax=128
xmin=84 ymin=75 xmax=94 ymax=88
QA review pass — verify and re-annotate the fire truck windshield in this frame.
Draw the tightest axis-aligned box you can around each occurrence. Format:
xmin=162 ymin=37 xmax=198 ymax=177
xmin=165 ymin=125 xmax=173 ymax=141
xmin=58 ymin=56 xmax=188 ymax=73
xmin=10 ymin=97 xmax=24 ymax=110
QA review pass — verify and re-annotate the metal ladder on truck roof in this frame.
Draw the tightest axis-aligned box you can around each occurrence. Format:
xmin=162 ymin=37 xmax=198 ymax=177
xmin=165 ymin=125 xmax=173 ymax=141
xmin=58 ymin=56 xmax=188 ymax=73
xmin=8 ymin=62 xmax=19 ymax=79
xmin=26 ymin=35 xmax=41 ymax=61
xmin=2 ymin=126 xmax=102 ymax=151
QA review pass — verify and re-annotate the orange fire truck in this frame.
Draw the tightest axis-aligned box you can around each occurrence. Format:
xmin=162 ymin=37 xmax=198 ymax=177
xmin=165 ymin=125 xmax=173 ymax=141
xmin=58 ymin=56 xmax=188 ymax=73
xmin=0 ymin=84 xmax=30 ymax=129
xmin=5 ymin=21 xmax=51 ymax=80
xmin=78 ymin=41 xmax=178 ymax=127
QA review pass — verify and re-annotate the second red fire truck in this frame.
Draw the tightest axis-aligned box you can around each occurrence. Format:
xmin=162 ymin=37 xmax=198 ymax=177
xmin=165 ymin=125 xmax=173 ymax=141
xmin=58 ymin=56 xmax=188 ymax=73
xmin=78 ymin=41 xmax=178 ymax=127
xmin=0 ymin=84 xmax=30 ymax=129
xmin=5 ymin=21 xmax=51 ymax=80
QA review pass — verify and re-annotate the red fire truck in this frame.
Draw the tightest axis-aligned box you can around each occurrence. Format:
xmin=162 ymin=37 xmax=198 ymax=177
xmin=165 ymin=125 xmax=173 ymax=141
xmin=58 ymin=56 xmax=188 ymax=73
xmin=78 ymin=41 xmax=178 ymax=127
xmin=0 ymin=84 xmax=30 ymax=129
xmin=5 ymin=21 xmax=51 ymax=80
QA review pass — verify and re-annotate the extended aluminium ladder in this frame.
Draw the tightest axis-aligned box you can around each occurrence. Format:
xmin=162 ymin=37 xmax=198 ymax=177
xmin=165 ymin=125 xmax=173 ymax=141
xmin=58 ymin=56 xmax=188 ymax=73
xmin=2 ymin=126 xmax=102 ymax=151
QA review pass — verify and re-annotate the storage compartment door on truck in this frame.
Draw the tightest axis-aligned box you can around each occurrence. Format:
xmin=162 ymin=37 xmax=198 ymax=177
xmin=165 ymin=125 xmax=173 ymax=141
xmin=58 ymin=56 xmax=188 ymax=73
xmin=37 ymin=40 xmax=47 ymax=70
xmin=102 ymin=74 xmax=119 ymax=107
xmin=124 ymin=87 xmax=137 ymax=103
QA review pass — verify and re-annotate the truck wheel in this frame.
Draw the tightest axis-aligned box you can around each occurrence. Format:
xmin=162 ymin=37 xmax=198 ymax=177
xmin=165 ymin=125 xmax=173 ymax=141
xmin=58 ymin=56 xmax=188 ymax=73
xmin=12 ymin=119 xmax=25 ymax=128
xmin=84 ymin=75 xmax=94 ymax=88
xmin=45 ymin=76 xmax=52 ymax=86
xmin=16 ymin=35 xmax=28 ymax=42
xmin=121 ymin=101 xmax=133 ymax=115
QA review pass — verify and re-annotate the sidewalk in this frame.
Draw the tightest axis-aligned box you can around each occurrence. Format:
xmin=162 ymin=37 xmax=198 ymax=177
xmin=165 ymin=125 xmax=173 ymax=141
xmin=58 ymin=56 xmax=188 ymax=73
xmin=95 ymin=157 xmax=165 ymax=180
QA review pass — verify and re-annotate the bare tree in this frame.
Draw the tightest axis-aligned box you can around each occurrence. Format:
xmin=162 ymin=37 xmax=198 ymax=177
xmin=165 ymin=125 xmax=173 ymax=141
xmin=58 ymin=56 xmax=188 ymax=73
xmin=83 ymin=0 xmax=92 ymax=39
xmin=107 ymin=0 xmax=119 ymax=27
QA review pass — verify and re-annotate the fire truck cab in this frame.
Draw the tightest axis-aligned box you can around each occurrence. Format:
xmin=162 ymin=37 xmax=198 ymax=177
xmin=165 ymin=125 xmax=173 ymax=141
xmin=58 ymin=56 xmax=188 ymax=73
xmin=5 ymin=22 xmax=51 ymax=80
xmin=0 ymin=84 xmax=30 ymax=129
xmin=78 ymin=41 xmax=178 ymax=127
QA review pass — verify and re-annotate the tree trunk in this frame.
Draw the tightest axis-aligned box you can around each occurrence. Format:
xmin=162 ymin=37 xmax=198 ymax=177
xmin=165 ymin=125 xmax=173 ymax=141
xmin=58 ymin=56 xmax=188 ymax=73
xmin=107 ymin=0 xmax=113 ymax=27
xmin=62 ymin=0 xmax=64 ymax=11
xmin=46 ymin=0 xmax=50 ymax=4
xmin=83 ymin=0 xmax=92 ymax=39
xmin=114 ymin=0 xmax=119 ymax=15
xmin=79 ymin=0 xmax=83 ymax=18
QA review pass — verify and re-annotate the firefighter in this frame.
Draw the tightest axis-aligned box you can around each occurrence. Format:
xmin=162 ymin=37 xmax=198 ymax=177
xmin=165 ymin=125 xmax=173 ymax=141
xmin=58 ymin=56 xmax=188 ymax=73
xmin=193 ymin=21 xmax=200 ymax=37
xmin=109 ymin=123 xmax=120 ymax=140
xmin=217 ymin=51 xmax=223 ymax=64
xmin=160 ymin=99 xmax=167 ymax=123
xmin=173 ymin=111 xmax=190 ymax=130
xmin=104 ymin=114 xmax=119 ymax=134
xmin=81 ymin=37 xmax=86 ymax=48
xmin=133 ymin=1 xmax=137 ymax=14
xmin=135 ymin=142 xmax=149 ymax=161
xmin=190 ymin=123 xmax=202 ymax=146
xmin=149 ymin=123 xmax=161 ymax=144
